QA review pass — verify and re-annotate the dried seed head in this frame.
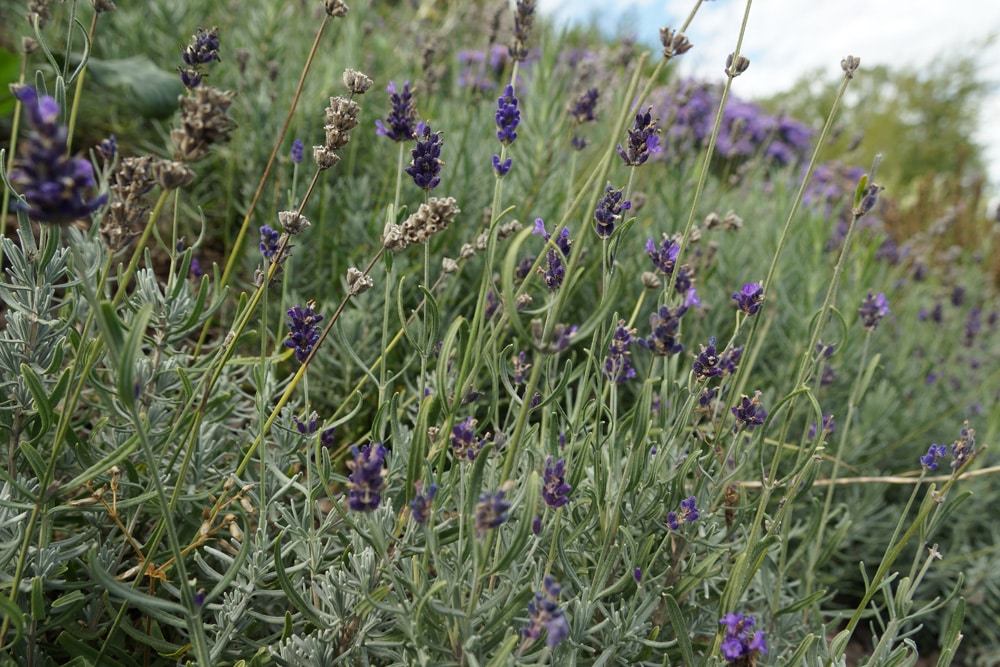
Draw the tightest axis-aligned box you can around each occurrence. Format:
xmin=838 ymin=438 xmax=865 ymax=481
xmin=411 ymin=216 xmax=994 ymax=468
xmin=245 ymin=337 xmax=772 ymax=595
xmin=91 ymin=0 xmax=116 ymax=12
xmin=170 ymin=86 xmax=237 ymax=162
xmin=325 ymin=0 xmax=349 ymax=17
xmin=497 ymin=219 xmax=523 ymax=240
xmin=278 ymin=209 xmax=311 ymax=235
xmin=723 ymin=210 xmax=743 ymax=231
xmin=150 ymin=159 xmax=195 ymax=190
xmin=347 ymin=267 xmax=374 ymax=295
xmin=704 ymin=212 xmax=721 ymax=230
xmin=476 ymin=231 xmax=489 ymax=250
xmin=515 ymin=294 xmax=532 ymax=310
xmin=841 ymin=55 xmax=861 ymax=78
xmin=659 ymin=27 xmax=693 ymax=60
xmin=313 ymin=146 xmax=341 ymax=170
xmin=442 ymin=257 xmax=459 ymax=274
xmin=726 ymin=53 xmax=751 ymax=77
xmin=641 ymin=271 xmax=662 ymax=289
xmin=343 ymin=69 xmax=373 ymax=95
xmin=460 ymin=243 xmax=475 ymax=259
xmin=382 ymin=222 xmax=408 ymax=252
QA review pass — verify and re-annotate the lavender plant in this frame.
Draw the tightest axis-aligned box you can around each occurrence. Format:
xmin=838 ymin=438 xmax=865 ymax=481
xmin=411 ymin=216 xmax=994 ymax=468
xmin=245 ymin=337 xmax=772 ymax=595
xmin=0 ymin=1 xmax=996 ymax=665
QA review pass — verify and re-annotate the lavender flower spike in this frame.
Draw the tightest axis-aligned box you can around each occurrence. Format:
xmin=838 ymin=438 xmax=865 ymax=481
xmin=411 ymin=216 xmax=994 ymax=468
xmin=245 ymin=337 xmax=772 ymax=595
xmin=858 ymin=291 xmax=890 ymax=331
xmin=9 ymin=86 xmax=107 ymax=224
xmin=542 ymin=457 xmax=571 ymax=508
xmin=719 ymin=612 xmax=767 ymax=663
xmin=405 ymin=121 xmax=443 ymax=190
xmin=375 ymin=81 xmax=418 ymax=141
xmin=732 ymin=282 xmax=764 ymax=315
xmin=524 ymin=576 xmax=570 ymax=647
xmin=347 ymin=442 xmax=387 ymax=512
xmin=284 ymin=301 xmax=324 ymax=363
xmin=617 ymin=106 xmax=660 ymax=166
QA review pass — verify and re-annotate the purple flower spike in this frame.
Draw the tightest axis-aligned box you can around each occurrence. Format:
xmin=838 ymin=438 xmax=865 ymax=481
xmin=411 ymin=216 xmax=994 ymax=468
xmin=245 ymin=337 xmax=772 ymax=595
xmin=284 ymin=302 xmax=324 ymax=363
xmin=617 ymin=106 xmax=660 ymax=166
xmin=638 ymin=304 xmax=688 ymax=356
xmin=919 ymin=444 xmax=947 ymax=470
xmin=604 ymin=320 xmax=637 ymax=383
xmin=405 ymin=122 xmax=443 ymax=190
xmin=375 ymin=81 xmax=418 ymax=141
xmin=290 ymin=138 xmax=304 ymax=164
xmin=524 ymin=576 xmax=570 ymax=647
xmin=542 ymin=456 xmax=572 ymax=508
xmin=732 ymin=282 xmax=764 ymax=315
xmin=594 ymin=184 xmax=631 ymax=238
xmin=492 ymin=154 xmax=512 ymax=176
xmin=495 ymin=84 xmax=520 ymax=145
xmin=9 ymin=86 xmax=107 ymax=224
xmin=731 ymin=391 xmax=767 ymax=433
xmin=719 ymin=612 xmax=767 ymax=662
xmin=409 ymin=482 xmax=438 ymax=524
xmin=858 ymin=291 xmax=890 ymax=331
xmin=347 ymin=442 xmax=387 ymax=512
xmin=475 ymin=486 xmax=512 ymax=536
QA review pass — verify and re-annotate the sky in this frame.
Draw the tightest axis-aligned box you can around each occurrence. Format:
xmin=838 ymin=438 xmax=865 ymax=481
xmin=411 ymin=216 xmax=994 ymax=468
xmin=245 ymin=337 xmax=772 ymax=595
xmin=538 ymin=0 xmax=1000 ymax=191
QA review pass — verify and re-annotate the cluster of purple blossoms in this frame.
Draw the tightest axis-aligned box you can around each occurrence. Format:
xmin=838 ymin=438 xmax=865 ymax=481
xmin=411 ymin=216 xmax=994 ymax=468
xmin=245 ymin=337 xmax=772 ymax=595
xmin=719 ymin=612 xmax=768 ymax=663
xmin=259 ymin=224 xmax=280 ymax=259
xmin=651 ymin=78 xmax=813 ymax=170
xmin=451 ymin=417 xmax=488 ymax=461
xmin=347 ymin=442 xmax=387 ymax=512
xmin=375 ymin=81 xmax=418 ymax=141
xmin=475 ymin=486 xmax=512 ymax=536
xmin=646 ymin=235 xmax=694 ymax=295
xmin=409 ymin=481 xmax=438 ymax=524
xmin=920 ymin=444 xmax=948 ymax=470
xmin=511 ymin=350 xmax=531 ymax=384
xmin=666 ymin=496 xmax=699 ymax=530
xmin=731 ymin=391 xmax=767 ymax=433
xmin=732 ymin=282 xmax=764 ymax=316
xmin=9 ymin=86 xmax=107 ymax=224
xmin=858 ymin=291 xmax=890 ymax=331
xmin=493 ymin=85 xmax=521 ymax=176
xmin=509 ymin=0 xmax=536 ymax=61
xmin=618 ymin=106 xmax=661 ymax=166
xmin=637 ymin=304 xmax=688 ymax=356
xmin=524 ymin=576 xmax=570 ymax=647
xmin=604 ymin=321 xmax=637 ymax=383
xmin=594 ymin=184 xmax=631 ymax=238
xmin=290 ymin=138 xmax=304 ymax=164
xmin=533 ymin=219 xmax=572 ymax=290
xmin=285 ymin=302 xmax=323 ymax=363
xmin=542 ymin=457 xmax=571 ymax=508
xmin=692 ymin=337 xmax=743 ymax=381
xmin=405 ymin=122 xmax=443 ymax=190
xmin=179 ymin=26 xmax=220 ymax=89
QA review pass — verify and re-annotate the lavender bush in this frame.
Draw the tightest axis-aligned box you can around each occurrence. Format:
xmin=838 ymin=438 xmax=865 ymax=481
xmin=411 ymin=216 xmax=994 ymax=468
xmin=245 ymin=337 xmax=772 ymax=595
xmin=0 ymin=1 xmax=997 ymax=665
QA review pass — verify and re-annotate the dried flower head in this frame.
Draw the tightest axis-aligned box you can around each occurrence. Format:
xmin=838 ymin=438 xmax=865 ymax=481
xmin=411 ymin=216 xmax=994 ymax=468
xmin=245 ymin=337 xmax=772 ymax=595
xmin=324 ymin=0 xmax=349 ymax=17
xmin=150 ymin=159 xmax=195 ymax=190
xmin=659 ymin=27 xmax=693 ymax=60
xmin=343 ymin=68 xmax=373 ymax=95
xmin=841 ymin=55 xmax=861 ymax=79
xmin=346 ymin=267 xmax=373 ymax=296
xmin=725 ymin=53 xmax=751 ymax=77
xmin=277 ymin=210 xmax=310 ymax=235
xmin=384 ymin=196 xmax=460 ymax=251
xmin=171 ymin=86 xmax=237 ymax=162
xmin=100 ymin=156 xmax=154 ymax=251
